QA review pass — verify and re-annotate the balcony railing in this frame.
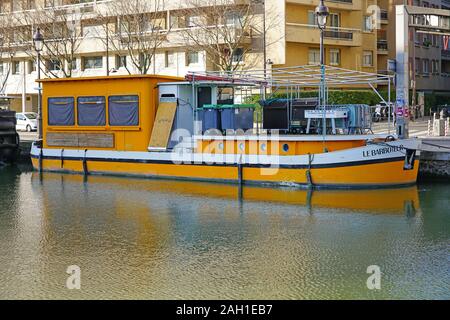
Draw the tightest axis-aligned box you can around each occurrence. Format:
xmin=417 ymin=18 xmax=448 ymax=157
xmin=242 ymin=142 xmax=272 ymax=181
xmin=324 ymin=30 xmax=353 ymax=40
xmin=330 ymin=0 xmax=353 ymax=3
xmin=377 ymin=41 xmax=388 ymax=51
xmin=442 ymin=49 xmax=450 ymax=58
xmin=286 ymin=23 xmax=361 ymax=46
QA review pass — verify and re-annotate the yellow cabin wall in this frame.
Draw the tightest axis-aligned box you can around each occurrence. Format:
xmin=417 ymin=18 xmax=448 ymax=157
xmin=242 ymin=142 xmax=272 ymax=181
xmin=41 ymin=76 xmax=181 ymax=152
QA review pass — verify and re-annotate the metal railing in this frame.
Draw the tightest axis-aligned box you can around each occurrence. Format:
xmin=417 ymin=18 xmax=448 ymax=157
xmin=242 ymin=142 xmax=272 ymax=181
xmin=377 ymin=41 xmax=388 ymax=51
xmin=329 ymin=0 xmax=353 ymax=3
xmin=287 ymin=23 xmax=360 ymax=41
xmin=324 ymin=30 xmax=353 ymax=40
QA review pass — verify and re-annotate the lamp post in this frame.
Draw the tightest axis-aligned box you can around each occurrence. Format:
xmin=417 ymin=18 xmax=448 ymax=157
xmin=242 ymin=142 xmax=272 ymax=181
xmin=315 ymin=0 xmax=329 ymax=136
xmin=33 ymin=27 xmax=44 ymax=140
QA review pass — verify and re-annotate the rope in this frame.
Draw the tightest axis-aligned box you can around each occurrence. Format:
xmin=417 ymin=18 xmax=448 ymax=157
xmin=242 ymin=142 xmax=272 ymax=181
xmin=421 ymin=141 xmax=450 ymax=151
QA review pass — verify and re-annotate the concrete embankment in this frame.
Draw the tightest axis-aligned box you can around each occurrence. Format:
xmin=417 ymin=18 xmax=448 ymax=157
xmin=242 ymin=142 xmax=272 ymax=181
xmin=419 ymin=138 xmax=450 ymax=179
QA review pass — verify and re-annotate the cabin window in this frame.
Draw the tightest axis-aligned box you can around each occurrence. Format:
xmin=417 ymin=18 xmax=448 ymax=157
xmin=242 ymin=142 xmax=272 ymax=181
xmin=108 ymin=95 xmax=139 ymax=126
xmin=48 ymin=97 xmax=75 ymax=126
xmin=77 ymin=96 xmax=106 ymax=126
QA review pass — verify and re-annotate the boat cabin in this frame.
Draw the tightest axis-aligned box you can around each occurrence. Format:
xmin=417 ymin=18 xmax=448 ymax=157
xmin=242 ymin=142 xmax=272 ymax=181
xmin=39 ymin=75 xmax=182 ymax=152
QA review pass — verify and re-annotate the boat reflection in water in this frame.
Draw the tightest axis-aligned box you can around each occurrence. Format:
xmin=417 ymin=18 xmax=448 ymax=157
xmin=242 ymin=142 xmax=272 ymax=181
xmin=21 ymin=172 xmax=430 ymax=299
xmin=32 ymin=172 xmax=420 ymax=217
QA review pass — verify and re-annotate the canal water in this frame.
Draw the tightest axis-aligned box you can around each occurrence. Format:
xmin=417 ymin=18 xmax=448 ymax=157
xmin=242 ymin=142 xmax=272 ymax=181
xmin=0 ymin=164 xmax=449 ymax=299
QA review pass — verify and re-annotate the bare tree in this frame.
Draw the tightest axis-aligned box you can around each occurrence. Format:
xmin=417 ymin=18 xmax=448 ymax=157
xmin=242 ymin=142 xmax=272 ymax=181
xmin=0 ymin=14 xmax=17 ymax=95
xmin=22 ymin=1 xmax=85 ymax=78
xmin=99 ymin=0 xmax=170 ymax=75
xmin=177 ymin=0 xmax=280 ymax=73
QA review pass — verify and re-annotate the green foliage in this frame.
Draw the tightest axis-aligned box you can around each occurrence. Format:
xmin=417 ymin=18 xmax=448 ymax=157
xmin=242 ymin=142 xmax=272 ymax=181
xmin=245 ymin=89 xmax=450 ymax=122
xmin=423 ymin=92 xmax=450 ymax=115
xmin=245 ymin=89 xmax=396 ymax=106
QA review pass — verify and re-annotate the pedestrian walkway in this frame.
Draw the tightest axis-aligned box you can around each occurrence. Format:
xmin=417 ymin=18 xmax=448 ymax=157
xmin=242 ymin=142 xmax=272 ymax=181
xmin=371 ymin=118 xmax=431 ymax=138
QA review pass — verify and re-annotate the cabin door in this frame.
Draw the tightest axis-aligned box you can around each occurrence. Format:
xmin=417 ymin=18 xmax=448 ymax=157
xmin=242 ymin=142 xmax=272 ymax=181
xmin=197 ymin=87 xmax=212 ymax=108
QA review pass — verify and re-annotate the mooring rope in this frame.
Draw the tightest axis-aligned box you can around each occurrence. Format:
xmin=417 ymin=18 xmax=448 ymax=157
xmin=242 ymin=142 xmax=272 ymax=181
xmin=421 ymin=141 xmax=450 ymax=151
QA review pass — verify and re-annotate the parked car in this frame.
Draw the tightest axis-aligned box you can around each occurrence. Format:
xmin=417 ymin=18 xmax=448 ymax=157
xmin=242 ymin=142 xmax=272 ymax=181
xmin=16 ymin=112 xmax=38 ymax=132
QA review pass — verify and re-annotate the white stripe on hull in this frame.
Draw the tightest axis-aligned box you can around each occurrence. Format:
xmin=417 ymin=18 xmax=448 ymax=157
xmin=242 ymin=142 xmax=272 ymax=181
xmin=30 ymin=139 xmax=421 ymax=167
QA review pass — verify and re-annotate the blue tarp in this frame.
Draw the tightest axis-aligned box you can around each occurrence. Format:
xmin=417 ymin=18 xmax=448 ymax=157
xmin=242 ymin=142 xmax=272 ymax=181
xmin=77 ymin=96 xmax=106 ymax=126
xmin=108 ymin=95 xmax=139 ymax=126
xmin=48 ymin=97 xmax=75 ymax=126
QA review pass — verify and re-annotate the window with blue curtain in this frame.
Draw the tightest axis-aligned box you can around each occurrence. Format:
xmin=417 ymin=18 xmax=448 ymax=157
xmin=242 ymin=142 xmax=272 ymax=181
xmin=108 ymin=95 xmax=139 ymax=126
xmin=77 ymin=96 xmax=106 ymax=126
xmin=48 ymin=97 xmax=75 ymax=126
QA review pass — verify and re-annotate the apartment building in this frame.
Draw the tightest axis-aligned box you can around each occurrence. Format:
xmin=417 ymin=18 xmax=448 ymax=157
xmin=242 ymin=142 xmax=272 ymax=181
xmin=0 ymin=0 xmax=387 ymax=113
xmin=283 ymin=0 xmax=378 ymax=73
xmin=378 ymin=0 xmax=450 ymax=96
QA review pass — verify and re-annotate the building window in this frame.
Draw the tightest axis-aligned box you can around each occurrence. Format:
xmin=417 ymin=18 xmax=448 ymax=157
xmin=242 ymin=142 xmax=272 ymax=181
xmin=415 ymin=32 xmax=422 ymax=45
xmin=415 ymin=58 xmax=421 ymax=74
xmin=47 ymin=59 xmax=62 ymax=71
xmin=226 ymin=12 xmax=243 ymax=28
xmin=165 ymin=51 xmax=175 ymax=68
xmin=329 ymin=13 xmax=340 ymax=28
xmin=82 ymin=23 xmax=105 ymax=37
xmin=48 ymin=97 xmax=75 ymax=126
xmin=186 ymin=16 xmax=201 ymax=28
xmin=0 ymin=62 xmax=4 ymax=75
xmin=308 ymin=11 xmax=316 ymax=26
xmin=26 ymin=0 xmax=36 ymax=10
xmin=108 ymin=95 xmax=139 ymax=126
xmin=232 ymin=48 xmax=244 ymax=63
xmin=83 ymin=56 xmax=103 ymax=70
xmin=77 ymin=96 xmax=106 ymax=126
xmin=308 ymin=49 xmax=320 ymax=64
xmin=432 ymin=60 xmax=439 ymax=74
xmin=70 ymin=59 xmax=77 ymax=71
xmin=28 ymin=60 xmax=36 ymax=74
xmin=12 ymin=61 xmax=20 ymax=74
xmin=422 ymin=59 xmax=430 ymax=74
xmin=363 ymin=16 xmax=373 ymax=32
xmin=362 ymin=51 xmax=373 ymax=67
xmin=115 ymin=55 xmax=127 ymax=69
xmin=329 ymin=49 xmax=340 ymax=66
xmin=186 ymin=51 xmax=199 ymax=65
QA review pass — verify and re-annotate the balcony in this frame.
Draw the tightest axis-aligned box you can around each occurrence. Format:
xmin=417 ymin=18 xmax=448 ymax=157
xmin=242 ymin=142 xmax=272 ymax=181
xmin=442 ymin=49 xmax=450 ymax=60
xmin=286 ymin=0 xmax=362 ymax=11
xmin=286 ymin=23 xmax=362 ymax=47
xmin=377 ymin=40 xmax=388 ymax=54
xmin=380 ymin=10 xmax=388 ymax=24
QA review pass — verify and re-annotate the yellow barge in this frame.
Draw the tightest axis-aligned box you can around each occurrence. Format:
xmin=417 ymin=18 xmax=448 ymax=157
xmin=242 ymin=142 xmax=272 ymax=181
xmin=30 ymin=73 xmax=420 ymax=188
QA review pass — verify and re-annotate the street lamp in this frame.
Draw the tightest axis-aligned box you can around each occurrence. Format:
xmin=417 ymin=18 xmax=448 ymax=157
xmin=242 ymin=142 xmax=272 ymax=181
xmin=315 ymin=0 xmax=329 ymax=136
xmin=33 ymin=27 xmax=44 ymax=140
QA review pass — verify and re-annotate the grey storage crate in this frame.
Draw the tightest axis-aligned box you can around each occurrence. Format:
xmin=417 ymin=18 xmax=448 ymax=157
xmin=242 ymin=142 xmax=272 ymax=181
xmin=220 ymin=106 xmax=254 ymax=131
xmin=235 ymin=107 xmax=254 ymax=131
xmin=199 ymin=108 xmax=221 ymax=133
